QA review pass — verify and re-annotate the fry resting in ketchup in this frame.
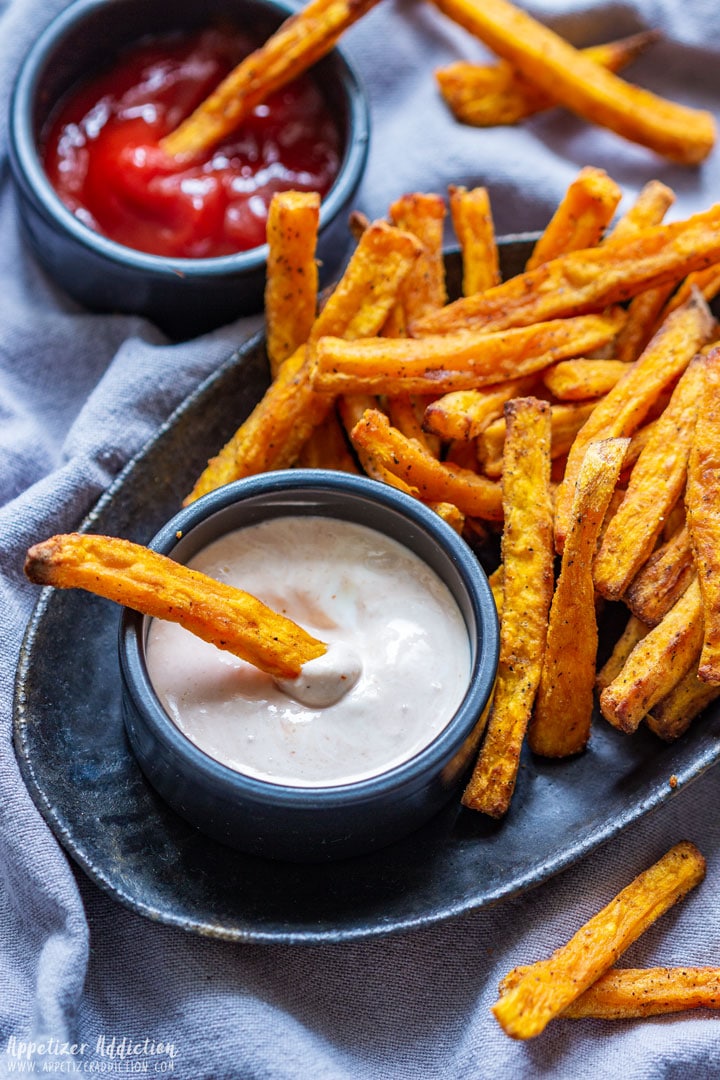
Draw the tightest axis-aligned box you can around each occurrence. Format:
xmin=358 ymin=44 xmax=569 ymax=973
xmin=24 ymin=533 xmax=327 ymax=680
xmin=42 ymin=24 xmax=344 ymax=258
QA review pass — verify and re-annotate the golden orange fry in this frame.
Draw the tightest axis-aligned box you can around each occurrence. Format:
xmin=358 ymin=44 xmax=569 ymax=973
xmin=599 ymin=577 xmax=703 ymax=733
xmin=24 ymin=534 xmax=326 ymax=679
xmin=525 ymin=167 xmax=622 ymax=271
xmin=685 ymin=345 xmax=720 ymax=684
xmin=161 ymin=0 xmax=382 ymax=157
xmin=462 ymin=398 xmax=554 ymax=815
xmin=646 ymin=665 xmax=720 ymax=741
xmin=412 ymin=204 xmax=720 ymax=337
xmin=530 ymin=438 xmax=627 ymax=758
xmin=430 ymin=0 xmax=715 ymax=163
xmin=542 ymin=358 xmax=626 ymax=400
xmin=311 ymin=309 xmax=625 ymax=396
xmin=625 ymin=524 xmax=695 ymax=627
xmin=478 ymin=400 xmax=597 ymax=478
xmin=503 ymin=965 xmax=720 ymax=1021
xmin=435 ymin=31 xmax=661 ymax=127
xmin=265 ymin=191 xmax=320 ymax=376
xmin=388 ymin=192 xmax=448 ymax=323
xmin=554 ymin=292 xmax=715 ymax=552
xmin=593 ymin=355 xmax=705 ymax=601
xmin=422 ymin=378 xmax=537 ymax=441
xmin=350 ymin=408 xmax=504 ymax=520
xmin=448 ymin=184 xmax=500 ymax=294
xmin=604 ymin=179 xmax=675 ymax=243
xmin=493 ymin=841 xmax=706 ymax=1039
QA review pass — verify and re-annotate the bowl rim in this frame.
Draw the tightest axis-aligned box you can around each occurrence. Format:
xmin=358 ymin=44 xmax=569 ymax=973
xmin=8 ymin=0 xmax=370 ymax=279
xmin=119 ymin=469 xmax=500 ymax=808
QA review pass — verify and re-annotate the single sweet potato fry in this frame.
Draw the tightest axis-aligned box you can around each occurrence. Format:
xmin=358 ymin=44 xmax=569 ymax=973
xmin=604 ymin=179 xmax=675 ymax=243
xmin=265 ymin=191 xmax=320 ymax=376
xmin=554 ymin=291 xmax=715 ymax=552
xmin=462 ymin=398 xmax=554 ymax=815
xmin=593 ymin=355 xmax=705 ymax=601
xmin=350 ymin=408 xmax=503 ymax=519
xmin=430 ymin=0 xmax=715 ymax=163
xmin=525 ymin=167 xmax=622 ymax=271
xmin=625 ymin=524 xmax=695 ymax=627
xmin=422 ymin=378 xmax=537 ymax=441
xmin=686 ymin=345 xmax=720 ymax=684
xmin=493 ymin=841 xmax=706 ymax=1039
xmin=311 ymin=309 xmax=625 ymax=396
xmin=186 ymin=222 xmax=422 ymax=503
xmin=388 ymin=192 xmax=447 ymax=322
xmin=161 ymin=0 xmax=382 ymax=157
xmin=448 ymin=185 xmax=500 ymax=294
xmin=502 ymin=965 xmax=720 ymax=1021
xmin=412 ymin=205 xmax=720 ymax=337
xmin=435 ymin=31 xmax=661 ymax=127
xmin=479 ymin=400 xmax=597 ymax=478
xmin=646 ymin=664 xmax=720 ymax=741
xmin=599 ymin=577 xmax=703 ymax=733
xmin=24 ymin=534 xmax=326 ymax=679
xmin=542 ymin=358 xmax=626 ymax=401
xmin=530 ymin=438 xmax=627 ymax=757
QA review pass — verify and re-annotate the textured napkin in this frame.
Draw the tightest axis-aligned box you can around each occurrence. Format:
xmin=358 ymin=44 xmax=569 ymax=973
xmin=2 ymin=0 xmax=720 ymax=1076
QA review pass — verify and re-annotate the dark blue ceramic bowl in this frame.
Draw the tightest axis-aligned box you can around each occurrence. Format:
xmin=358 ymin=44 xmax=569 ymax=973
xmin=119 ymin=470 xmax=499 ymax=862
xmin=8 ymin=0 xmax=369 ymax=339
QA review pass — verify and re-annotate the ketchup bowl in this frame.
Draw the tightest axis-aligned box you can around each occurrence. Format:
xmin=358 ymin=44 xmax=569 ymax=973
xmin=119 ymin=470 xmax=499 ymax=862
xmin=9 ymin=0 xmax=369 ymax=338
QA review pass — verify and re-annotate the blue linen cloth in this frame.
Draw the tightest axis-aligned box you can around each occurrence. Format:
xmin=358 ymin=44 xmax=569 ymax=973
xmin=1 ymin=0 xmax=720 ymax=1076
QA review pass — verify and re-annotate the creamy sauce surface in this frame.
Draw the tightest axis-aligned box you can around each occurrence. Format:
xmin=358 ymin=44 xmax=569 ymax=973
xmin=146 ymin=516 xmax=471 ymax=787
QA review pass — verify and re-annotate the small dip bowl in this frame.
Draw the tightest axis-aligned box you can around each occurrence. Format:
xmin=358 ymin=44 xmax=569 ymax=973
xmin=119 ymin=470 xmax=499 ymax=862
xmin=8 ymin=0 xmax=369 ymax=339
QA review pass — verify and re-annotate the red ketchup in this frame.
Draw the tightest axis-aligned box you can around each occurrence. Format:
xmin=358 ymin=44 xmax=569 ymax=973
xmin=42 ymin=28 xmax=342 ymax=259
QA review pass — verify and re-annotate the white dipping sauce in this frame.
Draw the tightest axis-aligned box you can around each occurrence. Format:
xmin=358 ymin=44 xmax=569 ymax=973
xmin=146 ymin=516 xmax=471 ymax=788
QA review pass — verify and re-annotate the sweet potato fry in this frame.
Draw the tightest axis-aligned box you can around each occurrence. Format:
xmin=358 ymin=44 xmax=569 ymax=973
xmin=412 ymin=204 xmax=720 ymax=337
xmin=542 ymin=358 xmax=625 ymax=401
xmin=596 ymin=613 xmax=651 ymax=692
xmin=625 ymin=524 xmax=696 ymax=627
xmin=493 ymin=841 xmax=706 ymax=1040
xmin=479 ymin=400 xmax=597 ymax=478
xmin=462 ymin=398 xmax=554 ymax=815
xmin=685 ymin=345 xmax=720 ymax=684
xmin=386 ymin=395 xmax=440 ymax=456
xmin=503 ymin=965 xmax=720 ymax=1021
xmin=430 ymin=0 xmax=715 ymax=163
xmin=388 ymin=193 xmax=447 ymax=322
xmin=593 ymin=355 xmax=705 ymax=601
xmin=525 ymin=168 xmax=622 ymax=271
xmin=604 ymin=179 xmax=675 ymax=243
xmin=613 ymin=282 xmax=678 ymax=364
xmin=530 ymin=438 xmax=627 ymax=757
xmin=599 ymin=577 xmax=703 ymax=733
xmin=311 ymin=309 xmax=625 ymax=396
xmin=422 ymin=378 xmax=537 ymax=441
xmin=264 ymin=191 xmax=320 ymax=376
xmin=161 ymin=0 xmax=382 ymax=157
xmin=646 ymin=664 xmax=720 ymax=741
xmin=24 ymin=534 xmax=326 ymax=679
xmin=664 ymin=262 xmax=720 ymax=318
xmin=435 ymin=31 xmax=661 ymax=127
xmin=186 ymin=222 xmax=422 ymax=503
xmin=554 ymin=291 xmax=715 ymax=552
xmin=448 ymin=185 xmax=500 ymax=294
xmin=350 ymin=408 xmax=503 ymax=519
